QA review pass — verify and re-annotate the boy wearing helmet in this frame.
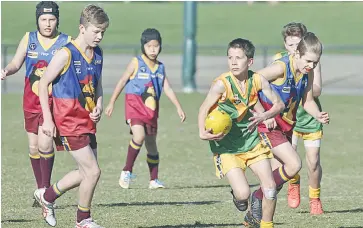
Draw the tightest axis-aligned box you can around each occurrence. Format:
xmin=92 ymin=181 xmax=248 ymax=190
xmin=1 ymin=1 xmax=71 ymax=207
xmin=105 ymin=28 xmax=186 ymax=189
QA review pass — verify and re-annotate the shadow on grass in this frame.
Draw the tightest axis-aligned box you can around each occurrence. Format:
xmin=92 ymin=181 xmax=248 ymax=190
xmin=56 ymin=200 xmax=222 ymax=209
xmin=170 ymin=184 xmax=259 ymax=189
xmin=138 ymin=221 xmax=284 ymax=228
xmin=97 ymin=200 xmax=221 ymax=208
xmin=300 ymin=207 xmax=363 ymax=214
xmin=1 ymin=219 xmax=35 ymax=223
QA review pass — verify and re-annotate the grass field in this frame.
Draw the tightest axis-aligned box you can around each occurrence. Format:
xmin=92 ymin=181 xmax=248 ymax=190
xmin=2 ymin=2 xmax=363 ymax=48
xmin=1 ymin=93 xmax=363 ymax=228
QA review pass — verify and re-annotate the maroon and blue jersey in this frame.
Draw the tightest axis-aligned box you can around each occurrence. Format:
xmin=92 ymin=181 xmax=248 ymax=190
xmin=258 ymin=55 xmax=308 ymax=132
xmin=124 ymin=55 xmax=165 ymax=127
xmin=52 ymin=40 xmax=103 ymax=136
xmin=24 ymin=31 xmax=70 ymax=113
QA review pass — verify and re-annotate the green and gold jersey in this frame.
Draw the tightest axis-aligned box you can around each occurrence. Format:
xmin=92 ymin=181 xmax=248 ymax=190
xmin=208 ymin=70 xmax=263 ymax=154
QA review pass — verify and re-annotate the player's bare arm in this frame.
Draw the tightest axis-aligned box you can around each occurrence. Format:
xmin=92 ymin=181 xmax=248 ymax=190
xmin=104 ymin=58 xmax=136 ymax=117
xmin=90 ymin=76 xmax=103 ymax=123
xmin=163 ymin=74 xmax=186 ymax=122
xmin=302 ymin=70 xmax=329 ymax=124
xmin=312 ymin=62 xmax=322 ymax=97
xmin=39 ymin=48 xmax=69 ymax=137
xmin=256 ymin=62 xmax=285 ymax=82
xmin=1 ymin=33 xmax=28 ymax=79
xmin=198 ymin=80 xmax=225 ymax=141
xmin=254 ymin=99 xmax=277 ymax=130
xmin=248 ymin=75 xmax=284 ymax=131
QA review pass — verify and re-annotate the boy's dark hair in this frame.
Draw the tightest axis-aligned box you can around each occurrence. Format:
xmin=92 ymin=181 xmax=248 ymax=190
xmin=227 ymin=38 xmax=255 ymax=58
xmin=141 ymin=28 xmax=162 ymax=55
xmin=282 ymin=22 xmax=307 ymax=41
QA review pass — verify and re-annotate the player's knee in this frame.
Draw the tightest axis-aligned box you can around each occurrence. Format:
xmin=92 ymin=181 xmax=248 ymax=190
xmin=85 ymin=166 xmax=101 ymax=182
xmin=38 ymin=141 xmax=53 ymax=153
xmin=308 ymin=160 xmax=321 ymax=172
xmin=133 ymin=134 xmax=145 ymax=145
xmin=263 ymin=187 xmax=277 ymax=200
xmin=29 ymin=145 xmax=39 ymax=155
xmin=145 ymin=139 xmax=158 ymax=154
xmin=289 ymin=157 xmax=302 ymax=174
xmin=232 ymin=188 xmax=250 ymax=202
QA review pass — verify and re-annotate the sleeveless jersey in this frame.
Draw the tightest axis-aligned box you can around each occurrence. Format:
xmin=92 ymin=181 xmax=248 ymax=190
xmin=209 ymin=70 xmax=263 ymax=154
xmin=124 ymin=54 xmax=165 ymax=127
xmin=272 ymin=51 xmax=289 ymax=62
xmin=52 ymin=41 xmax=103 ymax=136
xmin=24 ymin=31 xmax=70 ymax=113
xmin=258 ymin=55 xmax=308 ymax=133
xmin=273 ymin=51 xmax=323 ymax=133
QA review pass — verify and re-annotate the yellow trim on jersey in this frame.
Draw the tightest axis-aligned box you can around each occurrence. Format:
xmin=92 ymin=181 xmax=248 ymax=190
xmin=252 ymin=73 xmax=263 ymax=92
xmin=288 ymin=55 xmax=304 ymax=84
xmin=271 ymin=60 xmax=287 ymax=86
xmin=24 ymin=32 xmax=30 ymax=49
xmin=141 ymin=54 xmax=159 ymax=73
xmin=37 ymin=31 xmax=61 ymax=51
xmin=212 ymin=72 xmax=230 ymax=102
xmin=66 ymin=36 xmax=72 ymax=43
xmin=215 ymin=72 xmax=261 ymax=123
xmin=129 ymin=57 xmax=139 ymax=80
xmin=272 ymin=52 xmax=283 ymax=61
xmin=229 ymin=71 xmax=250 ymax=101
xmin=71 ymin=40 xmax=93 ymax=64
xmin=60 ymin=47 xmax=71 ymax=75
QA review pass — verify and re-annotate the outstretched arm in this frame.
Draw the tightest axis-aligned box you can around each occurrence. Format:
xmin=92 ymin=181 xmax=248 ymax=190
xmin=248 ymin=75 xmax=284 ymax=132
xmin=163 ymin=76 xmax=186 ymax=122
xmin=1 ymin=33 xmax=28 ymax=79
xmin=302 ymin=71 xmax=329 ymax=124
xmin=105 ymin=59 xmax=136 ymax=117
xmin=312 ymin=62 xmax=322 ymax=97
xmin=256 ymin=62 xmax=285 ymax=82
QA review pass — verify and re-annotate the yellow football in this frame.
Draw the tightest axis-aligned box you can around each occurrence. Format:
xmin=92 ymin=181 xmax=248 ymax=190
xmin=205 ymin=109 xmax=232 ymax=135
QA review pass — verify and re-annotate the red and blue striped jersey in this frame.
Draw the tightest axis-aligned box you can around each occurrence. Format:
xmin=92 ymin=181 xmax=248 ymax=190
xmin=24 ymin=31 xmax=70 ymax=113
xmin=258 ymin=55 xmax=308 ymax=132
xmin=52 ymin=40 xmax=103 ymax=136
xmin=124 ymin=55 xmax=166 ymax=126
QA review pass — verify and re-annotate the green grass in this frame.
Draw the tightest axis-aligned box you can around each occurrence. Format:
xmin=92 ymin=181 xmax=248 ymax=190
xmin=2 ymin=93 xmax=363 ymax=227
xmin=1 ymin=2 xmax=363 ymax=49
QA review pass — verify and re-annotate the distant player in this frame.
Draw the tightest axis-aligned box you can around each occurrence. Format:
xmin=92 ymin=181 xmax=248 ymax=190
xmin=0 ymin=1 xmax=71 ymax=207
xmin=198 ymin=38 xmax=285 ymax=228
xmin=271 ymin=22 xmax=324 ymax=214
xmin=105 ymin=28 xmax=186 ymax=189
xmin=35 ymin=4 xmax=109 ymax=227
xmin=245 ymin=32 xmax=329 ymax=224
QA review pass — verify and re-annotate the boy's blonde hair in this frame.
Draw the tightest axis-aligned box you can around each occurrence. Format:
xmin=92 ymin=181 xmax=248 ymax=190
xmin=80 ymin=4 xmax=109 ymax=29
xmin=297 ymin=32 xmax=322 ymax=57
